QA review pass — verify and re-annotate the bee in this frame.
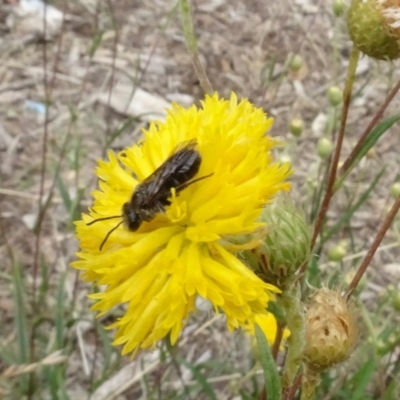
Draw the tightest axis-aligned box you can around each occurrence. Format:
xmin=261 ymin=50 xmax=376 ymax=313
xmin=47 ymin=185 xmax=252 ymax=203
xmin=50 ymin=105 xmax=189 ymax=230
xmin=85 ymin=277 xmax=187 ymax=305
xmin=87 ymin=139 xmax=211 ymax=250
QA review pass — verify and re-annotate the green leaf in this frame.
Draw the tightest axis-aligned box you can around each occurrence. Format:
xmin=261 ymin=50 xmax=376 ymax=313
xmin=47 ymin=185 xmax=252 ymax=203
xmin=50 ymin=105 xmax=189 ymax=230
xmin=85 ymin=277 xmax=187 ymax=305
xmin=255 ymin=324 xmax=282 ymax=400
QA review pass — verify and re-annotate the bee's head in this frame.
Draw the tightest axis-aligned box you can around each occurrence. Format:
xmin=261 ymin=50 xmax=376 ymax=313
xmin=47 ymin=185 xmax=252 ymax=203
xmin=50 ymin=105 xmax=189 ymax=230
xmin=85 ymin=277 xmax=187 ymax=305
xmin=122 ymin=202 xmax=142 ymax=231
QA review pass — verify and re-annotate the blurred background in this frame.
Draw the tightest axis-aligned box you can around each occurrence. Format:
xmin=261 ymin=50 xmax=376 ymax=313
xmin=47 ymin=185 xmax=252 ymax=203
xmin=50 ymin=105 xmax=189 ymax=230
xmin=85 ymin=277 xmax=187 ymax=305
xmin=1 ymin=0 xmax=400 ymax=399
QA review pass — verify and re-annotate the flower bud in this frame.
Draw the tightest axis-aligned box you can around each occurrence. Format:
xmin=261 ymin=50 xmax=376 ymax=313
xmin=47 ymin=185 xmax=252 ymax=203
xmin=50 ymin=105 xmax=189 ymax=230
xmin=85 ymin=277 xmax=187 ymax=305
xmin=242 ymin=196 xmax=312 ymax=286
xmin=391 ymin=182 xmax=400 ymax=198
xmin=289 ymin=118 xmax=304 ymax=137
xmin=391 ymin=290 xmax=400 ymax=311
xmin=366 ymin=147 xmax=376 ymax=159
xmin=348 ymin=0 xmax=400 ymax=60
xmin=289 ymin=54 xmax=304 ymax=71
xmin=303 ymin=288 xmax=358 ymax=372
xmin=333 ymin=0 xmax=346 ymax=17
xmin=328 ymin=243 xmax=347 ymax=262
xmin=327 ymin=86 xmax=343 ymax=106
xmin=317 ymin=137 xmax=333 ymax=159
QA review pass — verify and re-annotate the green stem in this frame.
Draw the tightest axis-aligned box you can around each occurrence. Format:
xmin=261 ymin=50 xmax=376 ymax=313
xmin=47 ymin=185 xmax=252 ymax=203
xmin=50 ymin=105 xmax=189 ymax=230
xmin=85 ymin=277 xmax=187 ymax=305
xmin=179 ymin=0 xmax=213 ymax=94
xmin=281 ymin=286 xmax=305 ymax=390
xmin=300 ymin=367 xmax=320 ymax=400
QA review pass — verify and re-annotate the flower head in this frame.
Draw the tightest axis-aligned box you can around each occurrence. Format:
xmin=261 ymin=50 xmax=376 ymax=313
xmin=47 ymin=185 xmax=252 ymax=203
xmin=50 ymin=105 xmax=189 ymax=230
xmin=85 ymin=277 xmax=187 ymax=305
xmin=241 ymin=196 xmax=312 ymax=288
xmin=73 ymin=93 xmax=291 ymax=356
xmin=348 ymin=0 xmax=400 ymax=60
xmin=303 ymin=288 xmax=358 ymax=372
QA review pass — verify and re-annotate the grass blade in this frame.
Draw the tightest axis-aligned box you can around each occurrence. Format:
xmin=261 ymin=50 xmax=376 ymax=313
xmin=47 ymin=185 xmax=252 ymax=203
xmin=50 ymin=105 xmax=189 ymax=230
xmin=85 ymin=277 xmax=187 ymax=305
xmin=55 ymin=272 xmax=66 ymax=349
xmin=178 ymin=358 xmax=218 ymax=400
xmin=349 ymin=357 xmax=375 ymax=400
xmin=11 ymin=262 xmax=29 ymax=364
xmin=340 ymin=113 xmax=400 ymax=182
xmin=323 ymin=167 xmax=386 ymax=242
xmin=56 ymin=175 xmax=72 ymax=212
xmin=255 ymin=324 xmax=282 ymax=400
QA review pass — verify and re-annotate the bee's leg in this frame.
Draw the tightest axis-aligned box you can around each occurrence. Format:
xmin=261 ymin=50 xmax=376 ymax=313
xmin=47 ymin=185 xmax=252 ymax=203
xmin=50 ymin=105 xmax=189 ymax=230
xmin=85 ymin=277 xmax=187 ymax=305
xmin=175 ymin=172 xmax=214 ymax=192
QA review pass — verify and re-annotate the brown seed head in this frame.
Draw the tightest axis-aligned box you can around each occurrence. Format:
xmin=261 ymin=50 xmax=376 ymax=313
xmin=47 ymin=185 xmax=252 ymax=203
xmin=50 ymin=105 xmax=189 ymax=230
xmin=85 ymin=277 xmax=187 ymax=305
xmin=303 ymin=288 xmax=358 ymax=372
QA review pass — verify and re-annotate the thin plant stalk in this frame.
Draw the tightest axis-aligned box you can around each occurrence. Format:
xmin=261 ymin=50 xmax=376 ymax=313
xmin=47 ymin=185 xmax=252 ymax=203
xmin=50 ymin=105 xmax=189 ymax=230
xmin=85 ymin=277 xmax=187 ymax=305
xmin=179 ymin=0 xmax=213 ymax=94
xmin=310 ymin=46 xmax=360 ymax=250
xmin=339 ymin=77 xmax=400 ymax=177
xmin=346 ymin=193 xmax=400 ymax=299
xmin=284 ymin=374 xmax=303 ymax=400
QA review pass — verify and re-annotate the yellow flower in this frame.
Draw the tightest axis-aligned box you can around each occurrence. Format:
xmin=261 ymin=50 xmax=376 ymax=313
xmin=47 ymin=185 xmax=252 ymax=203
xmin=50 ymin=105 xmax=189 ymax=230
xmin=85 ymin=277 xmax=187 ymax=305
xmin=73 ymin=93 xmax=292 ymax=356
xmin=248 ymin=313 xmax=290 ymax=345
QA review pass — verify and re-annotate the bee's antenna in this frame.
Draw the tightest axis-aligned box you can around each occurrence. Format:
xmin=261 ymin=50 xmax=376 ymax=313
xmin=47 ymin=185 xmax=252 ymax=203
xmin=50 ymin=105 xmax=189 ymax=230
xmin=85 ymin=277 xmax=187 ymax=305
xmin=99 ymin=220 xmax=124 ymax=251
xmin=87 ymin=215 xmax=122 ymax=226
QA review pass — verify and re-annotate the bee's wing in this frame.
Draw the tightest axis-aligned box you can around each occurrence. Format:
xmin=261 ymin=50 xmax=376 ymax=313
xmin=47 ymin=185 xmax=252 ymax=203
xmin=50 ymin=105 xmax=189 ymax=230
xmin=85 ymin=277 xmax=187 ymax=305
xmin=143 ymin=139 xmax=199 ymax=201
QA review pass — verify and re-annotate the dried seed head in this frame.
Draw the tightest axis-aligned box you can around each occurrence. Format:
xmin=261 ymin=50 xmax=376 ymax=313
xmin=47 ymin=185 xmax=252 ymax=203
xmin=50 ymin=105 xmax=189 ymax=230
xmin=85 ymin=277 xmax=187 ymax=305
xmin=348 ymin=0 xmax=400 ymax=60
xmin=303 ymin=288 xmax=358 ymax=372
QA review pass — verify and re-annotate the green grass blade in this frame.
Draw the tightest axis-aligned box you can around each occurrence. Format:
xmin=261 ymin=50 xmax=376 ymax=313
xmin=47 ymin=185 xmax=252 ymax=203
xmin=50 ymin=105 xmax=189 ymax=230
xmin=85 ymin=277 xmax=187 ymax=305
xmin=349 ymin=358 xmax=375 ymax=400
xmin=323 ymin=167 xmax=386 ymax=242
xmin=56 ymin=174 xmax=72 ymax=212
xmin=55 ymin=272 xmax=66 ymax=349
xmin=11 ymin=262 xmax=29 ymax=364
xmin=339 ymin=113 xmax=400 ymax=183
xmin=89 ymin=31 xmax=104 ymax=57
xmin=178 ymin=358 xmax=218 ymax=400
xmin=96 ymin=320 xmax=113 ymax=378
xmin=104 ymin=116 xmax=141 ymax=150
xmin=254 ymin=324 xmax=282 ymax=400
xmin=38 ymin=255 xmax=50 ymax=310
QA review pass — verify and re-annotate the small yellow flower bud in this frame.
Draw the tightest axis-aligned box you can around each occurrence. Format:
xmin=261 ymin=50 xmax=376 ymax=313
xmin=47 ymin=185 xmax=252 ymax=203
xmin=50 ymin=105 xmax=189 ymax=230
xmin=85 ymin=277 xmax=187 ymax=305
xmin=376 ymin=339 xmax=388 ymax=354
xmin=327 ymin=86 xmax=343 ymax=106
xmin=333 ymin=0 xmax=346 ymax=17
xmin=289 ymin=118 xmax=304 ymax=137
xmin=348 ymin=0 xmax=400 ymax=60
xmin=303 ymin=288 xmax=358 ymax=372
xmin=317 ymin=137 xmax=333 ymax=159
xmin=391 ymin=182 xmax=400 ymax=198
xmin=289 ymin=54 xmax=304 ymax=71
xmin=366 ymin=147 xmax=376 ymax=159
xmin=328 ymin=243 xmax=347 ymax=262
